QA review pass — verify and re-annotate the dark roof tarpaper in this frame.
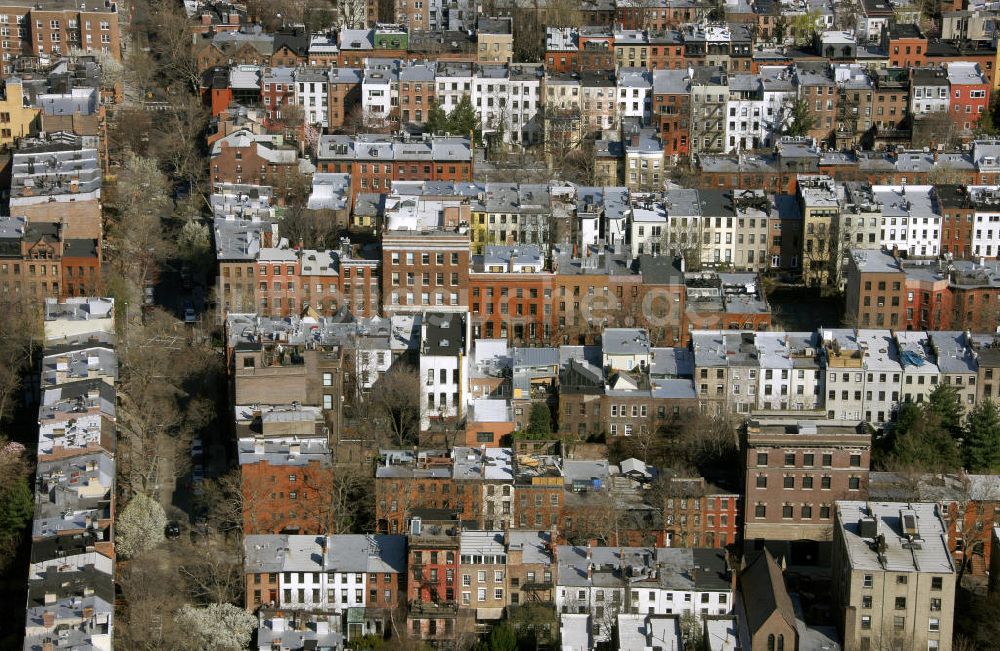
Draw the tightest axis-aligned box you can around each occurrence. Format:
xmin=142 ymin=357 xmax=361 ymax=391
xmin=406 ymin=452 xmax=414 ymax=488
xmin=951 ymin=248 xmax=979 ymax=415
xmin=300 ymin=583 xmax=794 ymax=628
xmin=739 ymin=549 xmax=796 ymax=635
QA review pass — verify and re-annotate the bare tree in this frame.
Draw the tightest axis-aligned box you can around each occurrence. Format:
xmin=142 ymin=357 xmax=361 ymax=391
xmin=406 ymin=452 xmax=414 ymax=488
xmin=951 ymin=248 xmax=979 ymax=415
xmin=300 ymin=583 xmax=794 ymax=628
xmin=149 ymin=1 xmax=204 ymax=91
xmin=106 ymin=152 xmax=174 ymax=299
xmin=365 ymin=364 xmax=421 ymax=447
xmin=0 ymin=295 xmax=41 ymax=427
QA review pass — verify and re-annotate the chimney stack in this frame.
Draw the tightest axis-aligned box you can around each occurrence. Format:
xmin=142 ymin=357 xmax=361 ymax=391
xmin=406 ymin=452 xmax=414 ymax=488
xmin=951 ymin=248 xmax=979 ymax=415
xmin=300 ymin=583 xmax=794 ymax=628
xmin=42 ymin=611 xmax=55 ymax=628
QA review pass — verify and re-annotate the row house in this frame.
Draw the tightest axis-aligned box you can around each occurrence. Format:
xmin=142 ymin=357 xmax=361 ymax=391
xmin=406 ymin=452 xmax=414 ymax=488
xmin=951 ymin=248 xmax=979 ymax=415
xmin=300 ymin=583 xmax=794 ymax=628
xmin=691 ymin=330 xmax=819 ymax=416
xmin=819 ymin=327 xmax=904 ymax=425
xmin=0 ymin=216 xmax=99 ymax=301
xmin=24 ymin=298 xmax=118 ymax=651
xmin=555 ymin=545 xmax=733 ymax=642
xmin=238 ymin=424 xmax=335 ymax=535
xmin=209 ymin=129 xmax=313 ymax=195
xmin=469 ymin=245 xmax=551 ymax=344
xmin=845 ymin=248 xmax=1000 ymax=334
xmin=473 ymin=63 xmax=544 ymax=146
xmin=253 ymin=242 xmax=379 ymax=319
xmin=243 ymin=534 xmax=406 ymax=616
xmin=213 ymin=184 xmax=279 ymax=316
xmin=316 ymin=133 xmax=473 ymax=200
xmin=659 ymin=477 xmax=740 ymax=549
xmin=194 ymin=28 xmax=274 ymax=74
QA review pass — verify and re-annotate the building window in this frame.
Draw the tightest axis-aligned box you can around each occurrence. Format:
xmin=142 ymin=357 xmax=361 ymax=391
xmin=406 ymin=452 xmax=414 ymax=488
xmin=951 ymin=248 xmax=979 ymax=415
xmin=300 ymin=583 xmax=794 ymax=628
xmin=754 ymin=504 xmax=766 ymax=518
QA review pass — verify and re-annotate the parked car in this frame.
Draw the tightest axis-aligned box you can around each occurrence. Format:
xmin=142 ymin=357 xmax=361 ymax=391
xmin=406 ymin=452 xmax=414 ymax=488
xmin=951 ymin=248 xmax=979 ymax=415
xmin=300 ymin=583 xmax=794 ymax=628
xmin=143 ymin=284 xmax=155 ymax=306
xmin=183 ymin=301 xmax=197 ymax=324
xmin=164 ymin=521 xmax=181 ymax=540
xmin=191 ymin=436 xmax=204 ymax=458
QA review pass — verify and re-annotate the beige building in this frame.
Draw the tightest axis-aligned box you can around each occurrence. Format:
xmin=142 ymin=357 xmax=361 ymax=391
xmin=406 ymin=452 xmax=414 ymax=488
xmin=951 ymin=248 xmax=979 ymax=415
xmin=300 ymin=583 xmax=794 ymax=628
xmin=476 ymin=17 xmax=512 ymax=64
xmin=798 ymin=175 xmax=840 ymax=289
xmin=459 ymin=531 xmax=508 ymax=624
xmin=832 ymin=501 xmax=955 ymax=651
xmin=0 ymin=78 xmax=39 ymax=146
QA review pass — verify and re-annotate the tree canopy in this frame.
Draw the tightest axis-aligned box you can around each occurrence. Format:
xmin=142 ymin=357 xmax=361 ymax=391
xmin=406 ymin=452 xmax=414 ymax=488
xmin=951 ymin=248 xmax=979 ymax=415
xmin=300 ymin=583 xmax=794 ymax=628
xmin=116 ymin=492 xmax=167 ymax=559
xmin=964 ymin=400 xmax=1000 ymax=472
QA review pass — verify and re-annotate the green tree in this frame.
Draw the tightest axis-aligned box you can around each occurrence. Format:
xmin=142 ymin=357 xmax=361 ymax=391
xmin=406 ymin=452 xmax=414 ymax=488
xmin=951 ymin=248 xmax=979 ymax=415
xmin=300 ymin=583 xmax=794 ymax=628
xmin=479 ymin=623 xmax=517 ymax=651
xmin=784 ymin=97 xmax=816 ymax=137
xmin=426 ymin=103 xmax=449 ymax=135
xmin=447 ymin=95 xmax=479 ymax=138
xmin=789 ymin=10 xmax=821 ymax=45
xmin=975 ymin=97 xmax=1000 ymax=137
xmin=926 ymin=383 xmax=964 ymax=437
xmin=0 ymin=468 xmax=33 ymax=569
xmin=773 ymin=16 xmax=787 ymax=43
xmin=964 ymin=400 xmax=1000 ymax=472
xmin=886 ymin=403 xmax=962 ymax=474
xmin=524 ymin=403 xmax=552 ymax=438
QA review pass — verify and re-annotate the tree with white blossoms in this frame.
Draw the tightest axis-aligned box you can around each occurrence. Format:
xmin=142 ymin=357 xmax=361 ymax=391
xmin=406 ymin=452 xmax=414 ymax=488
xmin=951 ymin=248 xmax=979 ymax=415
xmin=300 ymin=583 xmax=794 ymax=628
xmin=174 ymin=603 xmax=256 ymax=650
xmin=115 ymin=492 xmax=167 ymax=559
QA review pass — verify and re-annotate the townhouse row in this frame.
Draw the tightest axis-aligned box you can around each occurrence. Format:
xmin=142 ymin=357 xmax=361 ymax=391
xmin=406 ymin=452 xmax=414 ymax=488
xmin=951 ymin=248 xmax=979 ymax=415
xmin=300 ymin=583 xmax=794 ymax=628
xmin=23 ymin=297 xmax=118 ymax=651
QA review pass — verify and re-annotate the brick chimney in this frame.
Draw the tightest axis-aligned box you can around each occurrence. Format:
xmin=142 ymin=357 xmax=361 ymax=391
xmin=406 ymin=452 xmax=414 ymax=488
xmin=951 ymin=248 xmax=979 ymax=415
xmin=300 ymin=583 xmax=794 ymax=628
xmin=42 ymin=610 xmax=55 ymax=628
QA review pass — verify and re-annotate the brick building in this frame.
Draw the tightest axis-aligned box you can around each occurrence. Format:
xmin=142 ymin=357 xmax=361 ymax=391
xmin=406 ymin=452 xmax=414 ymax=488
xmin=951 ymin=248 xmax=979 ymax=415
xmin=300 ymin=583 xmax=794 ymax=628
xmin=742 ymin=418 xmax=871 ymax=554
xmin=209 ymin=129 xmax=307 ymax=193
xmin=381 ymin=229 xmax=471 ymax=316
xmin=661 ymin=476 xmax=741 ymax=549
xmin=0 ymin=0 xmax=122 ymax=75
xmin=238 ymin=436 xmax=334 ymax=535
xmin=316 ymin=134 xmax=472 ymax=200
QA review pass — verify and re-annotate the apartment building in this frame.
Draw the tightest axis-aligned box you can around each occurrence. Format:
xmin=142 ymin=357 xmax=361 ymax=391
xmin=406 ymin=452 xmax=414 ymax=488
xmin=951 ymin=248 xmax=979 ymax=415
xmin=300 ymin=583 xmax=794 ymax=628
xmin=742 ymin=417 xmax=871 ymax=546
xmin=831 ymin=501 xmax=955 ymax=651
xmin=0 ymin=0 xmax=121 ymax=75
xmin=382 ymin=229 xmax=470 ymax=315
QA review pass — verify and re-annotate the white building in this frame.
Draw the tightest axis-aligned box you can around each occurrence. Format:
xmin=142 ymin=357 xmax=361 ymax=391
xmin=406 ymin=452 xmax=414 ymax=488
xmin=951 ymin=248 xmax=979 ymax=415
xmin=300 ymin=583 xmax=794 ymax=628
xmin=555 ymin=546 xmax=733 ymax=643
xmin=969 ymin=186 xmax=1000 ymax=258
xmin=873 ymin=185 xmax=941 ymax=257
xmin=295 ymin=68 xmax=329 ymax=128
xmin=362 ymin=60 xmax=399 ymax=127
xmin=630 ymin=202 xmax=667 ymax=258
xmin=243 ymin=534 xmax=406 ymax=611
xmin=435 ymin=61 xmax=474 ymax=114
xmin=508 ymin=63 xmax=544 ymax=145
xmin=617 ymin=68 xmax=653 ymax=125
xmin=419 ymin=311 xmax=470 ymax=427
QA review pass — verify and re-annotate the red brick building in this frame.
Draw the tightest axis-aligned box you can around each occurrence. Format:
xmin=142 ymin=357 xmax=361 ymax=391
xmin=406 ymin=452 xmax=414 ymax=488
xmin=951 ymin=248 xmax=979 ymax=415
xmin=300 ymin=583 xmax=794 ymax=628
xmin=209 ymin=129 xmax=305 ymax=192
xmin=381 ymin=229 xmax=471 ymax=316
xmin=662 ymin=477 xmax=741 ymax=549
xmin=317 ymin=134 xmax=472 ymax=201
xmin=652 ymin=70 xmax=691 ymax=158
xmin=883 ymin=24 xmax=927 ymax=69
xmin=240 ymin=453 xmax=335 ymax=535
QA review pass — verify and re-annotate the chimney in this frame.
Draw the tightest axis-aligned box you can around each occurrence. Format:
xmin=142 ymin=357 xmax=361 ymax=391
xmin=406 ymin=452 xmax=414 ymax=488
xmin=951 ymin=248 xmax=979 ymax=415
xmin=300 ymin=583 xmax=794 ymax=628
xmin=83 ymin=606 xmax=94 ymax=620
xmin=42 ymin=610 xmax=55 ymax=628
